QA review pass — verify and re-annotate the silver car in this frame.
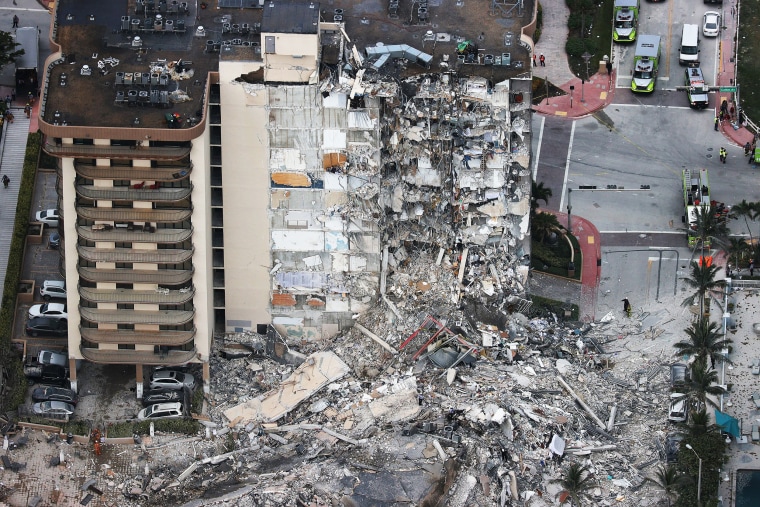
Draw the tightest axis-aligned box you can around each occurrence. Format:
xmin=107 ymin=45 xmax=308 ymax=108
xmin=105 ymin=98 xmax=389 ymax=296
xmin=149 ymin=370 xmax=195 ymax=390
xmin=32 ymin=400 xmax=75 ymax=417
xmin=702 ymin=11 xmax=720 ymax=37
xmin=137 ymin=402 xmax=185 ymax=421
xmin=35 ymin=209 xmax=60 ymax=227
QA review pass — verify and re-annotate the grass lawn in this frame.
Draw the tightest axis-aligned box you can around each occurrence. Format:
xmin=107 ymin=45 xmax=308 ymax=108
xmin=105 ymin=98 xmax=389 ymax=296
xmin=531 ymin=232 xmax=583 ymax=281
xmin=738 ymin=2 xmax=760 ymax=127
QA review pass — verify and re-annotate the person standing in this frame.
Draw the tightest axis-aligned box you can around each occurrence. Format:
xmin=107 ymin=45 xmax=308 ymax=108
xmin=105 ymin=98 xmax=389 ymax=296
xmin=533 ymin=54 xmax=537 ymax=67
xmin=714 ymin=117 xmax=719 ymax=131
xmin=745 ymin=142 xmax=752 ymax=156
xmin=539 ymin=54 xmax=546 ymax=67
xmin=12 ymin=15 xmax=18 ymax=29
xmin=622 ymin=298 xmax=632 ymax=317
xmin=750 ymin=260 xmax=755 ymax=277
xmin=2 ymin=175 xmax=9 ymax=188
xmin=719 ymin=147 xmax=727 ymax=164
xmin=23 ymin=103 xmax=30 ymax=118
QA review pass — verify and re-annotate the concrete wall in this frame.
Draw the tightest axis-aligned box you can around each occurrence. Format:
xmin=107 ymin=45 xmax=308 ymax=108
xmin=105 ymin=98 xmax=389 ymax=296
xmin=218 ymin=61 xmax=271 ymax=333
xmin=190 ymin=130 xmax=213 ymax=360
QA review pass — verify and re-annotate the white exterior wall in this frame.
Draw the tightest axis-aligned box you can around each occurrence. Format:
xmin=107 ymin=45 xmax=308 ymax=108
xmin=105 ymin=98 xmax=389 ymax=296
xmin=218 ymin=61 xmax=271 ymax=332
xmin=190 ymin=130 xmax=214 ymax=361
xmin=62 ymin=156 xmax=82 ymax=360
xmin=262 ymin=32 xmax=318 ymax=83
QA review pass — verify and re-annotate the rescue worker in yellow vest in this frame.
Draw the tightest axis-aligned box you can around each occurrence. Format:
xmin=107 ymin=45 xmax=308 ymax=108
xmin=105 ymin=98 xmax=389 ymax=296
xmin=719 ymin=147 xmax=727 ymax=164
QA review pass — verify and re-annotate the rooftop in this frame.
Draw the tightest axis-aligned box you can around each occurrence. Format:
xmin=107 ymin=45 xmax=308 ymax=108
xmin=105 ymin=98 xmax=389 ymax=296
xmin=41 ymin=0 xmax=534 ymax=136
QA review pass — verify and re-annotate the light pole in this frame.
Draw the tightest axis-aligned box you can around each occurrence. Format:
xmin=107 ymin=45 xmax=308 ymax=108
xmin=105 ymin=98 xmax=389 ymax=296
xmin=685 ymin=444 xmax=702 ymax=505
xmin=567 ymin=188 xmax=573 ymax=234
xmin=581 ymin=52 xmax=592 ymax=103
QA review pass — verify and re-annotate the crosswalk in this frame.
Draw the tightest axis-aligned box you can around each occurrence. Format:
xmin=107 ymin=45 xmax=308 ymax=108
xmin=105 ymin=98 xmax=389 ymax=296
xmin=0 ymin=108 xmax=32 ymax=309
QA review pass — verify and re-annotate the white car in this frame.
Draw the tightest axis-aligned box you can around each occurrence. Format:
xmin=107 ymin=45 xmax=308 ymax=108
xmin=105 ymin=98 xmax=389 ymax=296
xmin=137 ymin=402 xmax=185 ymax=421
xmin=40 ymin=280 xmax=67 ymax=301
xmin=149 ymin=370 xmax=195 ymax=390
xmin=668 ymin=393 xmax=688 ymax=423
xmin=35 ymin=209 xmax=60 ymax=227
xmin=703 ymin=11 xmax=720 ymax=37
xmin=28 ymin=302 xmax=68 ymax=321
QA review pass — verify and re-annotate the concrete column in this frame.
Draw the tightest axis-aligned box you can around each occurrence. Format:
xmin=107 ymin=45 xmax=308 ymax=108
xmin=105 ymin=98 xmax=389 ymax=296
xmin=68 ymin=358 xmax=78 ymax=393
xmin=203 ymin=362 xmax=210 ymax=393
xmin=136 ymin=364 xmax=143 ymax=399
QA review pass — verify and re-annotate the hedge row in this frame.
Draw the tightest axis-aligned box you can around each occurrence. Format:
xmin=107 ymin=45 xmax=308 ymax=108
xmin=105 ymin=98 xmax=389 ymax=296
xmin=1 ymin=131 xmax=42 ymax=412
xmin=107 ymin=418 xmax=202 ymax=438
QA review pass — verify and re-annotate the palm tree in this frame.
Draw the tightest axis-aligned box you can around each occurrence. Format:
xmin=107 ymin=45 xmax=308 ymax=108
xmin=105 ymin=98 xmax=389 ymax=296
xmin=531 ymin=211 xmax=563 ymax=243
xmin=731 ymin=199 xmax=757 ymax=244
xmin=681 ymin=261 xmax=724 ymax=315
xmin=721 ymin=237 xmax=750 ymax=275
xmin=689 ymin=205 xmax=729 ymax=260
xmin=552 ymin=462 xmax=596 ymax=506
xmin=673 ymin=317 xmax=732 ymax=367
xmin=672 ymin=358 xmax=726 ymax=410
xmin=531 ymin=180 xmax=553 ymax=213
xmin=684 ymin=408 xmax=718 ymax=437
xmin=645 ymin=465 xmax=691 ymax=507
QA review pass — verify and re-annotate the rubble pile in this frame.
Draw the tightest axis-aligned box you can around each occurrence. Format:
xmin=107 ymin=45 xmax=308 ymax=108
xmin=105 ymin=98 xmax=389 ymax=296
xmin=128 ymin=305 xmax=680 ymax=506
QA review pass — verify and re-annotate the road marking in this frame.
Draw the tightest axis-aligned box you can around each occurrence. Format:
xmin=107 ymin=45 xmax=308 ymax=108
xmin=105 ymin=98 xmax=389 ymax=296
xmin=532 ymin=115 xmax=545 ymax=182
xmin=0 ymin=7 xmax=50 ymax=12
xmin=558 ymin=121 xmax=576 ymax=211
xmin=600 ymin=230 xmax=683 ymax=234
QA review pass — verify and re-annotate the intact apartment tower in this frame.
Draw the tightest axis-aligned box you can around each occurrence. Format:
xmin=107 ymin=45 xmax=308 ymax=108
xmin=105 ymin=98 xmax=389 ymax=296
xmin=40 ymin=0 xmax=534 ymax=393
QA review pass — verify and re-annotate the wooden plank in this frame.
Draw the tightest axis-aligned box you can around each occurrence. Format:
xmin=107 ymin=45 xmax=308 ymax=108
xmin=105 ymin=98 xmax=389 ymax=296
xmin=271 ymin=172 xmax=311 ymax=187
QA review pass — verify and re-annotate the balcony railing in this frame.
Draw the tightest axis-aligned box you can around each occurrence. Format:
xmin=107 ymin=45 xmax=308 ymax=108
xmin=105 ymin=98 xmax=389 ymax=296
xmin=75 ymin=185 xmax=192 ymax=202
xmin=79 ymin=306 xmax=195 ymax=325
xmin=79 ymin=346 xmax=198 ymax=365
xmin=75 ymin=163 xmax=192 ymax=182
xmin=77 ymin=246 xmax=194 ymax=264
xmin=76 ymin=225 xmax=193 ymax=244
xmin=44 ymin=142 xmax=191 ymax=160
xmin=78 ymin=285 xmax=195 ymax=305
xmin=76 ymin=207 xmax=192 ymax=223
xmin=77 ymin=266 xmax=194 ymax=284
xmin=80 ymin=327 xmax=196 ymax=346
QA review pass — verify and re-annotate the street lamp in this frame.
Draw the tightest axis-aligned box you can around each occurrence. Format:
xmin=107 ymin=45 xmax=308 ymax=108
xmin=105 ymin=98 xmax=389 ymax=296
xmin=581 ymin=52 xmax=592 ymax=103
xmin=685 ymin=444 xmax=702 ymax=505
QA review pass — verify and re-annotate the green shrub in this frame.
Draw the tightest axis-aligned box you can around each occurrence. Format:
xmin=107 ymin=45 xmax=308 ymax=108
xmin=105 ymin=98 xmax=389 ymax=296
xmin=565 ymin=37 xmax=587 ymax=58
xmin=107 ymin=419 xmax=202 ymax=438
xmin=191 ymin=385 xmax=204 ymax=414
xmin=0 ymin=132 xmax=41 ymax=413
xmin=534 ymin=3 xmax=543 ymax=44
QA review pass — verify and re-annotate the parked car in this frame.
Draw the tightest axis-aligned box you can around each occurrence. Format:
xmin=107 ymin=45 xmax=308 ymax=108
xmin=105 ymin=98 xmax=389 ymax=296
xmin=668 ymin=393 xmax=688 ymax=423
xmin=28 ymin=303 xmax=68 ymax=321
xmin=137 ymin=402 xmax=185 ymax=421
xmin=665 ymin=433 xmax=684 ymax=463
xmin=38 ymin=350 xmax=67 ymax=367
xmin=702 ymin=11 xmax=720 ymax=37
xmin=24 ymin=364 xmax=68 ymax=387
xmin=32 ymin=400 xmax=75 ymax=417
xmin=35 ymin=209 xmax=60 ymax=227
xmin=40 ymin=280 xmax=67 ymax=301
xmin=670 ymin=363 xmax=688 ymax=386
xmin=48 ymin=232 xmax=60 ymax=249
xmin=26 ymin=317 xmax=68 ymax=337
xmin=32 ymin=386 xmax=78 ymax=406
xmin=142 ymin=388 xmax=183 ymax=406
xmin=149 ymin=370 xmax=195 ymax=390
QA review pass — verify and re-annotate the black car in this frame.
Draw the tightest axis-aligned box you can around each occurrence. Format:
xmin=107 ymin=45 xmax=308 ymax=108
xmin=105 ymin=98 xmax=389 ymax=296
xmin=48 ymin=232 xmax=60 ymax=249
xmin=142 ymin=388 xmax=183 ymax=406
xmin=25 ymin=316 xmax=68 ymax=337
xmin=32 ymin=386 xmax=78 ymax=406
xmin=665 ymin=433 xmax=684 ymax=463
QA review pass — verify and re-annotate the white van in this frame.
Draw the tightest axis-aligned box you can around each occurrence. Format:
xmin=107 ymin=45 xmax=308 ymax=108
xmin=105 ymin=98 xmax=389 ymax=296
xmin=679 ymin=24 xmax=700 ymax=65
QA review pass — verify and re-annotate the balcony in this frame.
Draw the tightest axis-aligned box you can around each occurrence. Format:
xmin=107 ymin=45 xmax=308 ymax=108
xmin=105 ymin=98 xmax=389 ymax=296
xmin=77 ymin=266 xmax=194 ymax=285
xmin=80 ymin=346 xmax=198 ymax=365
xmin=79 ymin=306 xmax=195 ymax=325
xmin=79 ymin=285 xmax=195 ymax=305
xmin=80 ymin=327 xmax=196 ymax=346
xmin=77 ymin=246 xmax=194 ymax=264
xmin=75 ymin=185 xmax=192 ymax=202
xmin=75 ymin=163 xmax=192 ymax=182
xmin=44 ymin=142 xmax=191 ymax=160
xmin=77 ymin=225 xmax=193 ymax=244
xmin=76 ymin=207 xmax=192 ymax=223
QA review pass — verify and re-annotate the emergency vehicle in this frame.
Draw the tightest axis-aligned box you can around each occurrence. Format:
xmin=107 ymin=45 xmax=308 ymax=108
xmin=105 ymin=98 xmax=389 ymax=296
xmin=613 ymin=0 xmax=639 ymax=43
